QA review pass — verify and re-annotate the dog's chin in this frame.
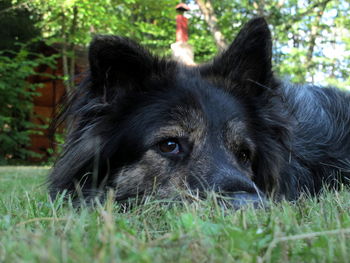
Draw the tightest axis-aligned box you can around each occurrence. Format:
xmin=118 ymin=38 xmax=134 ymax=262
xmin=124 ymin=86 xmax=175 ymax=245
xmin=162 ymin=190 xmax=269 ymax=210
xmin=113 ymin=189 xmax=268 ymax=211
xmin=218 ymin=192 xmax=269 ymax=210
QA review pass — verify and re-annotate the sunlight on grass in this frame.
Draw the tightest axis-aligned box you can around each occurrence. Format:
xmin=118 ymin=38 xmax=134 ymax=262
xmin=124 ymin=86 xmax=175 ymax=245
xmin=1 ymin=167 xmax=350 ymax=262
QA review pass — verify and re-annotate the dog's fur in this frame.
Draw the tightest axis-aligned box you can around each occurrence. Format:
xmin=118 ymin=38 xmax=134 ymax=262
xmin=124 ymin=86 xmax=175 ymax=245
xmin=49 ymin=18 xmax=350 ymax=206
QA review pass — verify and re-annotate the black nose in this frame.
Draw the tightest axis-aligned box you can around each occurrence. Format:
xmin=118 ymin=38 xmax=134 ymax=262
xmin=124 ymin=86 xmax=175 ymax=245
xmin=211 ymin=172 xmax=266 ymax=207
xmin=208 ymin=165 xmax=267 ymax=208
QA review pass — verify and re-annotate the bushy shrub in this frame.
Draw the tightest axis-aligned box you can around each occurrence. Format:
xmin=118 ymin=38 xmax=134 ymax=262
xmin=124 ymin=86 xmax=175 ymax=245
xmin=0 ymin=44 xmax=57 ymax=164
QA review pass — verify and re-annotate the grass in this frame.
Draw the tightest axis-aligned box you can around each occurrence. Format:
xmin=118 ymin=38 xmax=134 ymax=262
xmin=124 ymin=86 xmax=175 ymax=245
xmin=1 ymin=167 xmax=350 ymax=262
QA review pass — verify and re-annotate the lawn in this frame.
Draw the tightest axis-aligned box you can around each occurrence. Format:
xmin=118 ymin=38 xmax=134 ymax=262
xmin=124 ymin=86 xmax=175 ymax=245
xmin=1 ymin=166 xmax=350 ymax=262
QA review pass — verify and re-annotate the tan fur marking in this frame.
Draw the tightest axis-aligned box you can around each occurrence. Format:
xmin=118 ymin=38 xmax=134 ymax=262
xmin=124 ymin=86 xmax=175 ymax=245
xmin=145 ymin=107 xmax=207 ymax=146
xmin=225 ymin=120 xmax=256 ymax=155
xmin=113 ymin=150 xmax=188 ymax=199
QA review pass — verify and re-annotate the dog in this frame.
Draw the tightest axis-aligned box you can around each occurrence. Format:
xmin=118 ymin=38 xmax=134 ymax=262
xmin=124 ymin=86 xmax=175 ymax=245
xmin=48 ymin=17 xmax=350 ymax=208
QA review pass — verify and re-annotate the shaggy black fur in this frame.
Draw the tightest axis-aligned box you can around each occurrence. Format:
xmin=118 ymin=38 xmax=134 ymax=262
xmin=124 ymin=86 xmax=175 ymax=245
xmin=49 ymin=18 xmax=350 ymax=206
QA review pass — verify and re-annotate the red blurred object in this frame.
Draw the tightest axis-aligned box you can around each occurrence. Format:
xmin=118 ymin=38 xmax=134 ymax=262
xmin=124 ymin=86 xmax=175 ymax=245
xmin=176 ymin=14 xmax=188 ymax=42
xmin=175 ymin=3 xmax=190 ymax=43
xmin=176 ymin=3 xmax=190 ymax=11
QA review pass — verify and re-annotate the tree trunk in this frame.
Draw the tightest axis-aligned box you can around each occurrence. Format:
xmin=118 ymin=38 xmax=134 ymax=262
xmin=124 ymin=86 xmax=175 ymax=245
xmin=253 ymin=0 xmax=266 ymax=17
xmin=195 ymin=0 xmax=227 ymax=50
xmin=61 ymin=11 xmax=70 ymax=93
xmin=305 ymin=0 xmax=330 ymax=76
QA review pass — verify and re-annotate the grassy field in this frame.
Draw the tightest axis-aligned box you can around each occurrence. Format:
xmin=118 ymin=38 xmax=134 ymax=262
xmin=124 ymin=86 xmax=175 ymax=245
xmin=1 ymin=167 xmax=350 ymax=262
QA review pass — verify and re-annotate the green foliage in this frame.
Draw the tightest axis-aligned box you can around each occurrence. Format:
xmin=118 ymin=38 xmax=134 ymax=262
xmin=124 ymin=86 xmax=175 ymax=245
xmin=1 ymin=167 xmax=350 ymax=262
xmin=188 ymin=8 xmax=218 ymax=63
xmin=15 ymin=0 xmax=179 ymax=89
xmin=20 ymin=0 xmax=178 ymax=54
xmin=0 ymin=44 xmax=57 ymax=164
xmin=209 ymin=0 xmax=350 ymax=88
xmin=1 ymin=0 xmax=349 ymax=163
xmin=12 ymin=0 xmax=350 ymax=88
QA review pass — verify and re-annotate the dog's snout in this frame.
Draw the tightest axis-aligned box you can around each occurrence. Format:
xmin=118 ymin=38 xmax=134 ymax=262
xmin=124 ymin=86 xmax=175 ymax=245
xmin=216 ymin=178 xmax=267 ymax=209
xmin=210 ymin=167 xmax=267 ymax=209
xmin=217 ymin=176 xmax=257 ymax=194
xmin=212 ymin=167 xmax=257 ymax=193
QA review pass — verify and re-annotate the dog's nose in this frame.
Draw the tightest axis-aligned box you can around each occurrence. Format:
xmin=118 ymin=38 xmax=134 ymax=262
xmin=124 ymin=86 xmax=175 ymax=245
xmin=212 ymin=169 xmax=267 ymax=208
xmin=211 ymin=173 xmax=268 ymax=209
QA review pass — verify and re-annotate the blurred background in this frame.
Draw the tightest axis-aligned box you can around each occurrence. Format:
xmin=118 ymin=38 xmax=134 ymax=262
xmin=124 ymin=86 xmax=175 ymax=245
xmin=0 ymin=0 xmax=349 ymax=164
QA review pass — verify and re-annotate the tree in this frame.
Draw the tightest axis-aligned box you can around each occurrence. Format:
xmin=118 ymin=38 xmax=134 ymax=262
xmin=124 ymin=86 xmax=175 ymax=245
xmin=16 ymin=0 xmax=178 ymax=91
xmin=0 ymin=45 xmax=57 ymax=163
xmin=194 ymin=0 xmax=350 ymax=88
xmin=194 ymin=0 xmax=227 ymax=50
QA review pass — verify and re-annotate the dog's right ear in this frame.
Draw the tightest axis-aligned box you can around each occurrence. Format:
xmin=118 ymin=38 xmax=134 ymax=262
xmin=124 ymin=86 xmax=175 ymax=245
xmin=201 ymin=18 xmax=274 ymax=97
xmin=88 ymin=35 xmax=161 ymax=93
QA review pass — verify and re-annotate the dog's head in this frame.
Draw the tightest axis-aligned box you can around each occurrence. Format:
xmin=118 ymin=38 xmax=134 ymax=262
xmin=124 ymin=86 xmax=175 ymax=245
xmin=50 ymin=18 xmax=291 ymax=207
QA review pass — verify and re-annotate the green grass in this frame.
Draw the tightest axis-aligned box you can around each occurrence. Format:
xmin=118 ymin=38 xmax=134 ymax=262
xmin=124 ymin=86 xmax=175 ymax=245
xmin=1 ymin=167 xmax=350 ymax=262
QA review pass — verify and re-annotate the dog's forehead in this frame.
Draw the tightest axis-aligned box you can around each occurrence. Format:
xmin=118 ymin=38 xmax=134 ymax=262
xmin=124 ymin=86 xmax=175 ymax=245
xmin=131 ymin=69 xmax=249 ymax=145
xmin=174 ymin=69 xmax=246 ymax=125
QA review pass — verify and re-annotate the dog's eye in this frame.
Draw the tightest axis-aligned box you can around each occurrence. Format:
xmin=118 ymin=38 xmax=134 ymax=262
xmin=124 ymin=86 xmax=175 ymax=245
xmin=158 ymin=139 xmax=180 ymax=154
xmin=237 ymin=149 xmax=250 ymax=165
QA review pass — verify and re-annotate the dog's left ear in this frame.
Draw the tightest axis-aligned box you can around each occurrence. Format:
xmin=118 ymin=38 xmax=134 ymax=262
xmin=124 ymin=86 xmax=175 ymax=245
xmin=202 ymin=17 xmax=274 ymax=96
xmin=88 ymin=35 xmax=164 ymax=95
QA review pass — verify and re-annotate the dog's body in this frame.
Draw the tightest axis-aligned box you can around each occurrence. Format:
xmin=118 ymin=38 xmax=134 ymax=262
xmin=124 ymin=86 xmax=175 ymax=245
xmin=49 ymin=18 xmax=350 ymax=206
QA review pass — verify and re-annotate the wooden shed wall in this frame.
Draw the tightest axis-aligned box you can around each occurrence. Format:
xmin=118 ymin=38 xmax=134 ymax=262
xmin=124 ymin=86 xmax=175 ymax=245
xmin=27 ymin=44 xmax=87 ymax=162
xmin=27 ymin=57 xmax=66 ymax=161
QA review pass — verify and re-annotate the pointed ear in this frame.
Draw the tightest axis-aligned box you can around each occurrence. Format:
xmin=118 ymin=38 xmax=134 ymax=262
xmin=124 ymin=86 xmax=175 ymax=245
xmin=88 ymin=35 xmax=158 ymax=92
xmin=202 ymin=17 xmax=274 ymax=96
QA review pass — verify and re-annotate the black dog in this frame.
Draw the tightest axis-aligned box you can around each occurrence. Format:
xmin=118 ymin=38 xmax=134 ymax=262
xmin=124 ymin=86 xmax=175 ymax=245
xmin=49 ymin=18 xmax=350 ymax=207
